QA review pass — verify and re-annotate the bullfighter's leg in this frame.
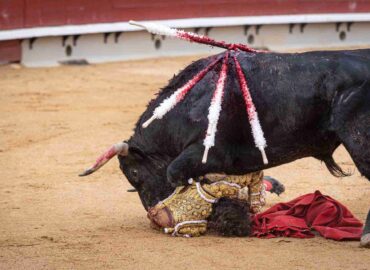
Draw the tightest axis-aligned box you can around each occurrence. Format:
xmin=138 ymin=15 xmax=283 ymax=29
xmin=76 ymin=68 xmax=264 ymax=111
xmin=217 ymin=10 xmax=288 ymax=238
xmin=361 ymin=211 xmax=370 ymax=248
xmin=167 ymin=143 xmax=223 ymax=187
xmin=332 ymin=84 xmax=370 ymax=247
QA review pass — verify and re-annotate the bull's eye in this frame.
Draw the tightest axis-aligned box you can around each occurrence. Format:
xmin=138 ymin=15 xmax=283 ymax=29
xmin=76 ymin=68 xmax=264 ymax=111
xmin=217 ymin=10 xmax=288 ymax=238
xmin=131 ymin=169 xmax=138 ymax=178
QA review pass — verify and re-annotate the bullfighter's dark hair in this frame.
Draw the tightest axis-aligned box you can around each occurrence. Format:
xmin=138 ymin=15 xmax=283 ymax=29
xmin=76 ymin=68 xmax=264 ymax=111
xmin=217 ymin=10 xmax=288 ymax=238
xmin=208 ymin=197 xmax=252 ymax=237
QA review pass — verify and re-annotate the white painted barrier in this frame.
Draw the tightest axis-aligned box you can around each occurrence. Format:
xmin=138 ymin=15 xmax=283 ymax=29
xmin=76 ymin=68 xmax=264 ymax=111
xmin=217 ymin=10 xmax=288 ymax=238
xmin=10 ymin=15 xmax=370 ymax=67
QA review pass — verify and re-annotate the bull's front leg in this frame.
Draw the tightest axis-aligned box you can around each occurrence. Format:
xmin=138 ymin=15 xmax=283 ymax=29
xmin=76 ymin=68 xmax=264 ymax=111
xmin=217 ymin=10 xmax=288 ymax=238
xmin=166 ymin=143 xmax=223 ymax=187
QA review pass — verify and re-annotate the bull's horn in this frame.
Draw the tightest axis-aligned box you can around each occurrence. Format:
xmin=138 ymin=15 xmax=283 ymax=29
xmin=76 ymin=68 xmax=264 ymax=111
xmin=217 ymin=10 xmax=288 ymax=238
xmin=79 ymin=142 xmax=128 ymax=177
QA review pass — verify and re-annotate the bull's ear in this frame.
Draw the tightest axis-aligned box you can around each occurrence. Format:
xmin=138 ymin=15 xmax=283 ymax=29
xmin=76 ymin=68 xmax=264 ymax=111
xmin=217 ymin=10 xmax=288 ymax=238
xmin=128 ymin=146 xmax=146 ymax=159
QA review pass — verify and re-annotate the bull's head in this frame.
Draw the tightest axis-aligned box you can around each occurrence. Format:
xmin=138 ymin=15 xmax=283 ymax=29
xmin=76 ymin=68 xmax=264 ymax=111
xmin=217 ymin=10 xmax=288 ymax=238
xmin=79 ymin=141 xmax=174 ymax=210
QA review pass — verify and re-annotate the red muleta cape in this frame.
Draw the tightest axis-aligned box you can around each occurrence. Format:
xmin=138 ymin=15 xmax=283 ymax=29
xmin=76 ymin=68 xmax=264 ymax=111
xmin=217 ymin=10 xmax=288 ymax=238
xmin=252 ymin=190 xmax=363 ymax=240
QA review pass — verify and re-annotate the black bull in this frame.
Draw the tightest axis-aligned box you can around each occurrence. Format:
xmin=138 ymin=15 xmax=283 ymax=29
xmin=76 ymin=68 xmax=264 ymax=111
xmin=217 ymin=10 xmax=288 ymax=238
xmin=83 ymin=49 xmax=370 ymax=243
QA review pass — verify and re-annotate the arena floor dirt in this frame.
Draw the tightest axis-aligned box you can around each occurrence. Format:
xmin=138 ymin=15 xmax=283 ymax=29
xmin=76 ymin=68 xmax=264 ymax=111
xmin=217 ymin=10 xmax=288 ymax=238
xmin=0 ymin=55 xmax=369 ymax=270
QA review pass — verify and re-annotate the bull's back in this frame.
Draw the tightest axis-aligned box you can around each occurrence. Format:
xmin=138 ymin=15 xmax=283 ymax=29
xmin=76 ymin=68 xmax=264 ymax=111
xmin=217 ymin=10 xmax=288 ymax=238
xmin=135 ymin=49 xmax=369 ymax=169
xmin=229 ymin=49 xmax=370 ymax=166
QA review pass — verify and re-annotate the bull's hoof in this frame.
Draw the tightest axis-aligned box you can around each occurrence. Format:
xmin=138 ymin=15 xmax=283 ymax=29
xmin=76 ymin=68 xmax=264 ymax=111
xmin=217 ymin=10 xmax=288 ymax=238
xmin=360 ymin=233 xmax=370 ymax=248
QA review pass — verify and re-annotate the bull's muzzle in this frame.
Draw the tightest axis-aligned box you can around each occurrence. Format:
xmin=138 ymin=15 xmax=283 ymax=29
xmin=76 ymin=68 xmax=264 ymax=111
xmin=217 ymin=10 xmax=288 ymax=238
xmin=79 ymin=142 xmax=128 ymax=176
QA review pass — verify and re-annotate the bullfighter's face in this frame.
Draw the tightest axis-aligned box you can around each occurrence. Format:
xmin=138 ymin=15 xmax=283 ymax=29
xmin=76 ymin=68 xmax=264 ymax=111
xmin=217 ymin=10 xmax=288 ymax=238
xmin=118 ymin=147 xmax=174 ymax=210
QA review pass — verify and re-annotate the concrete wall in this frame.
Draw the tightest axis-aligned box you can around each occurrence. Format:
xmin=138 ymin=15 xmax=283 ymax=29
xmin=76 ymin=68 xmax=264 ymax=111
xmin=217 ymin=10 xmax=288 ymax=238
xmin=1 ymin=0 xmax=370 ymax=63
xmin=21 ymin=22 xmax=370 ymax=67
xmin=2 ymin=0 xmax=369 ymax=30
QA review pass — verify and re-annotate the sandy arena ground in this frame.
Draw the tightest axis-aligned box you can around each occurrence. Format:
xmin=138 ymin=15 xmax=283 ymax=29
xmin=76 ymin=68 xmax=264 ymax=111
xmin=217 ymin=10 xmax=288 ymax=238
xmin=0 ymin=55 xmax=369 ymax=270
